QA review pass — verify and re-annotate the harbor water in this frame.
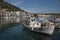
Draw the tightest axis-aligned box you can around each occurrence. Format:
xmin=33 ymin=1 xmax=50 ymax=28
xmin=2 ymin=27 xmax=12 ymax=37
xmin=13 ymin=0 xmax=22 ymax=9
xmin=0 ymin=17 xmax=60 ymax=40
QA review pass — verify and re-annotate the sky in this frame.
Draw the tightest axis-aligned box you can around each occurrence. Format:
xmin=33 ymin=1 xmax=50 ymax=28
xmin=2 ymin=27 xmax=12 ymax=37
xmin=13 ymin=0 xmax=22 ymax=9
xmin=4 ymin=0 xmax=60 ymax=13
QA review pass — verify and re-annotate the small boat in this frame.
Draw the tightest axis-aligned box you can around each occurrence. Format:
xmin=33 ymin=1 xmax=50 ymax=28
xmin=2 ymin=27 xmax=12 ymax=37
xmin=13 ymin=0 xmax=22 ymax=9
xmin=53 ymin=17 xmax=60 ymax=29
xmin=54 ymin=18 xmax=60 ymax=23
xmin=55 ymin=23 xmax=60 ymax=29
xmin=23 ymin=17 xmax=55 ymax=35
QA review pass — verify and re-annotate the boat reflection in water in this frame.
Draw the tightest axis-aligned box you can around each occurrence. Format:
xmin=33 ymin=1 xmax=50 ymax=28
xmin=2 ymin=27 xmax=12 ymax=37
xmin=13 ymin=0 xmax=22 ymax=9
xmin=55 ymin=29 xmax=60 ymax=34
xmin=23 ymin=28 xmax=51 ymax=40
xmin=0 ymin=17 xmax=21 ymax=31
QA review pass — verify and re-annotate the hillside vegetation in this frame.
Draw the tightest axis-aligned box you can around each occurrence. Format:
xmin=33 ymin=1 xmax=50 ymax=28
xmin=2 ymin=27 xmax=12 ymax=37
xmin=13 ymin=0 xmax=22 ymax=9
xmin=0 ymin=0 xmax=25 ymax=11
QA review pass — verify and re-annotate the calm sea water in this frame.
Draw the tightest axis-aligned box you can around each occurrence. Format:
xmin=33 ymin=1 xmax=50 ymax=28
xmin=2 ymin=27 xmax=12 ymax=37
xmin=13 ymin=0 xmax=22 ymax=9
xmin=0 ymin=17 xmax=60 ymax=40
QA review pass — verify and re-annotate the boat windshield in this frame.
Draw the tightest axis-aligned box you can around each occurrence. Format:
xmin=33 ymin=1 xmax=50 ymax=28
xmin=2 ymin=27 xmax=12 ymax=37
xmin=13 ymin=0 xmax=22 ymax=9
xmin=31 ymin=19 xmax=35 ymax=22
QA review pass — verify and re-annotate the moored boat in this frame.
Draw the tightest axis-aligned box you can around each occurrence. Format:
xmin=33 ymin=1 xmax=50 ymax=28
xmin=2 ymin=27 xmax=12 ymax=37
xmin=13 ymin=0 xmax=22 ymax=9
xmin=53 ymin=17 xmax=60 ymax=29
xmin=55 ymin=23 xmax=60 ymax=29
xmin=23 ymin=16 xmax=55 ymax=35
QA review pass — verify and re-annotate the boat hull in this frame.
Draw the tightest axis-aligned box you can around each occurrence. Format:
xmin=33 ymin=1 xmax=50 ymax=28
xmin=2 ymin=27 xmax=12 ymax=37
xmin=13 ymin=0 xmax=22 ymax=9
xmin=23 ymin=24 xmax=55 ymax=35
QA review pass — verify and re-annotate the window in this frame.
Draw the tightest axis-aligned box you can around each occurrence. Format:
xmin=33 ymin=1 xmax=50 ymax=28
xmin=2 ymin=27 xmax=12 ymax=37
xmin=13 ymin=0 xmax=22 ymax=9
xmin=31 ymin=19 xmax=35 ymax=22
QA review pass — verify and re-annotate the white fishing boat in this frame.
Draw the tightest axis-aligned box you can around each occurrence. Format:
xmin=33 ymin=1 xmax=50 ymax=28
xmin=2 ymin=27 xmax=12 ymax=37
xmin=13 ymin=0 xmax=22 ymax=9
xmin=54 ymin=18 xmax=60 ymax=22
xmin=53 ymin=17 xmax=60 ymax=29
xmin=23 ymin=17 xmax=55 ymax=35
xmin=55 ymin=23 xmax=60 ymax=29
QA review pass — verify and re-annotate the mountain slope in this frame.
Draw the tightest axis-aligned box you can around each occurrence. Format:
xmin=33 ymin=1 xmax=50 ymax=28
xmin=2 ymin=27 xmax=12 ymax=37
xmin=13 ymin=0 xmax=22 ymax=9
xmin=0 ymin=0 xmax=25 ymax=12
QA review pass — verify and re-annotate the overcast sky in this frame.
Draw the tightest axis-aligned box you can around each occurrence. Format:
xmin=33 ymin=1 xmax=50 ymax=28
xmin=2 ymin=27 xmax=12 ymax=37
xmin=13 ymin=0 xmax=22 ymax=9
xmin=4 ymin=0 xmax=60 ymax=13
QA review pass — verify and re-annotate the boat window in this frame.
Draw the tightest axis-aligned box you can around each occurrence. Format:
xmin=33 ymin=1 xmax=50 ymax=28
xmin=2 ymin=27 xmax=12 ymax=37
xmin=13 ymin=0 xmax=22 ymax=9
xmin=31 ymin=19 xmax=33 ymax=22
xmin=31 ymin=19 xmax=35 ymax=22
xmin=33 ymin=19 xmax=35 ymax=21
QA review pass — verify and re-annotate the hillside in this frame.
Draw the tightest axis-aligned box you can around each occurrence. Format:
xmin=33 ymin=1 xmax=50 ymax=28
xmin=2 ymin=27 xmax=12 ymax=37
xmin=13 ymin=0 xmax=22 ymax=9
xmin=0 ymin=0 xmax=25 ymax=12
